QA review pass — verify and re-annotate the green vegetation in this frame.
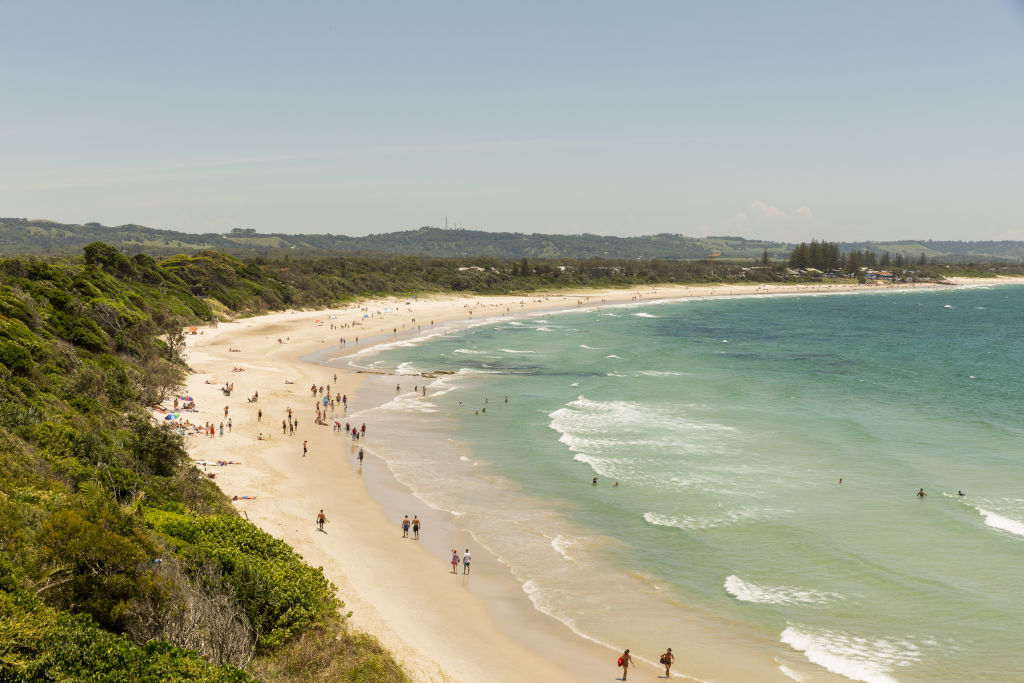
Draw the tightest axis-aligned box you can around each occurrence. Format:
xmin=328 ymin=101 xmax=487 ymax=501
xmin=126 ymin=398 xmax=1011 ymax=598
xmin=0 ymin=245 xmax=406 ymax=681
xmin=10 ymin=216 xmax=1024 ymax=263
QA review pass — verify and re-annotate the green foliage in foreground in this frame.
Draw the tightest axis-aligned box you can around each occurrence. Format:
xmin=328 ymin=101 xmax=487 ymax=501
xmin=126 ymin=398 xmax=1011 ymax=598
xmin=146 ymin=509 xmax=339 ymax=650
xmin=0 ymin=245 xmax=405 ymax=679
xmin=0 ymin=591 xmax=250 ymax=682
xmin=250 ymin=614 xmax=409 ymax=683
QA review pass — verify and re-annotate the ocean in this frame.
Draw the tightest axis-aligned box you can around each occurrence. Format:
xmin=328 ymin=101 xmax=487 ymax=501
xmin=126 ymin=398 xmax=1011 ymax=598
xmin=333 ymin=285 xmax=1024 ymax=683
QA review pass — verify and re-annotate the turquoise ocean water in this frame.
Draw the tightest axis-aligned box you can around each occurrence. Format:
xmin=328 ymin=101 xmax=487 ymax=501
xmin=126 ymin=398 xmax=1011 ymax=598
xmin=339 ymin=286 xmax=1024 ymax=682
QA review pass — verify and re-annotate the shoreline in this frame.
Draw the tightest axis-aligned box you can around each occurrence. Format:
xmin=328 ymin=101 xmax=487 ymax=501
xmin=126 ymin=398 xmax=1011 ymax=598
xmin=174 ymin=277 xmax=1020 ymax=682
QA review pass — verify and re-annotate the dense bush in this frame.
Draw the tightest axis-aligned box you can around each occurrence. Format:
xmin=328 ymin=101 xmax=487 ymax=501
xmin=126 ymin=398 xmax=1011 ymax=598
xmin=146 ymin=510 xmax=339 ymax=649
xmin=0 ymin=590 xmax=251 ymax=682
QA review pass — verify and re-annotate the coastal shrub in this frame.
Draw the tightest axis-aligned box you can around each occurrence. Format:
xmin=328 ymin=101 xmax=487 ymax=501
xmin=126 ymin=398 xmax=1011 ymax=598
xmin=0 ymin=339 xmax=32 ymax=374
xmin=250 ymin=614 xmax=408 ymax=683
xmin=126 ymin=414 xmax=187 ymax=477
xmin=37 ymin=497 xmax=158 ymax=631
xmin=146 ymin=509 xmax=339 ymax=649
xmin=0 ymin=590 xmax=252 ymax=682
xmin=49 ymin=309 xmax=109 ymax=352
xmin=0 ymin=286 xmax=34 ymax=326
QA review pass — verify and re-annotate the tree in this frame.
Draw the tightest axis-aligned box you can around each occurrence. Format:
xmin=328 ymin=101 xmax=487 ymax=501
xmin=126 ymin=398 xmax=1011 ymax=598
xmin=845 ymin=250 xmax=862 ymax=275
xmin=164 ymin=324 xmax=188 ymax=363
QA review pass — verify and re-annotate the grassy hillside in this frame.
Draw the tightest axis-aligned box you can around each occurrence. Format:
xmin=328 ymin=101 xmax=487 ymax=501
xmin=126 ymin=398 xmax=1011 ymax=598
xmin=0 ymin=244 xmax=406 ymax=681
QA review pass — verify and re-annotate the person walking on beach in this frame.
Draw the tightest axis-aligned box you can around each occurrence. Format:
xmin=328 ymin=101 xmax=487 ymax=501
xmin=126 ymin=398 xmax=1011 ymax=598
xmin=316 ymin=509 xmax=328 ymax=532
xmin=257 ymin=409 xmax=262 ymax=422
xmin=462 ymin=548 xmax=471 ymax=575
xmin=450 ymin=549 xmax=460 ymax=574
xmin=401 ymin=515 xmax=410 ymax=538
xmin=660 ymin=648 xmax=674 ymax=678
xmin=303 ymin=440 xmax=308 ymax=457
xmin=412 ymin=515 xmax=421 ymax=540
xmin=224 ymin=405 xmax=229 ymax=418
xmin=618 ymin=649 xmax=634 ymax=680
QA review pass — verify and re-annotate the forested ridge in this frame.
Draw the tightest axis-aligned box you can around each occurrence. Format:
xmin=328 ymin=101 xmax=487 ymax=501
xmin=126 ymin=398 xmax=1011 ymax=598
xmin=7 ymin=217 xmax=1024 ymax=263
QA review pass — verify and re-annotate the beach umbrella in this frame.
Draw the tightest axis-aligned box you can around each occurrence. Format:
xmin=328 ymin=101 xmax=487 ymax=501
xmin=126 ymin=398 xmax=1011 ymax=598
xmin=363 ymin=314 xmax=369 ymax=319
xmin=165 ymin=413 xmax=180 ymax=420
xmin=182 ymin=396 xmax=193 ymax=401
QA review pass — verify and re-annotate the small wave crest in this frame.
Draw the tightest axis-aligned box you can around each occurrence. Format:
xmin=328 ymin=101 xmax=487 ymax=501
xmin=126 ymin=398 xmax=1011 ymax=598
xmin=633 ymin=312 xmax=659 ymax=317
xmin=724 ymin=575 xmax=842 ymax=606
xmin=780 ymin=626 xmax=921 ymax=683
xmin=551 ymin=535 xmax=574 ymax=560
xmin=453 ymin=348 xmax=489 ymax=355
xmin=396 ymin=362 xmax=419 ymax=375
xmin=976 ymin=507 xmax=1024 ymax=538
xmin=644 ymin=510 xmax=762 ymax=531
xmin=498 ymin=348 xmax=535 ymax=354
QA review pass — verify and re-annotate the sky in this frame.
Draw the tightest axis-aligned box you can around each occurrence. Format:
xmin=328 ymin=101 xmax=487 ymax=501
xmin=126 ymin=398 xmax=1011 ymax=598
xmin=2 ymin=1 xmax=1023 ymax=242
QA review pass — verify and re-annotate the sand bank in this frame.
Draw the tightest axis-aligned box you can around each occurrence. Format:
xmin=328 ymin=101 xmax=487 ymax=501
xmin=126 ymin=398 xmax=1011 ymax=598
xmin=173 ymin=278 xmax=1019 ymax=682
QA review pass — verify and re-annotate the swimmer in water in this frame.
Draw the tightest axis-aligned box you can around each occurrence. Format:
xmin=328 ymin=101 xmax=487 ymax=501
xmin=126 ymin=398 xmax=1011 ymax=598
xmin=958 ymin=490 xmax=966 ymax=497
xmin=917 ymin=488 xmax=927 ymax=498
xmin=592 ymin=476 xmax=598 ymax=486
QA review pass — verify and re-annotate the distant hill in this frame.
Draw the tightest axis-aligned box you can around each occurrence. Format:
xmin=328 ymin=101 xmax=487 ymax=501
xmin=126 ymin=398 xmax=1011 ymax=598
xmin=3 ymin=217 xmax=1024 ymax=262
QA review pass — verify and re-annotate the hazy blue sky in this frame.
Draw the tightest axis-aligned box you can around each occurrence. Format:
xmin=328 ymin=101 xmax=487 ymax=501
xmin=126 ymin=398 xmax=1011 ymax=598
xmin=2 ymin=1 xmax=1023 ymax=241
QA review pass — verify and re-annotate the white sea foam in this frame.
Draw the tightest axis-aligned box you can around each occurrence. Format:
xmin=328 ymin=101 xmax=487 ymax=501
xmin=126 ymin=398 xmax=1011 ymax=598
xmin=536 ymin=326 xmax=553 ymax=332
xmin=520 ymin=580 xmax=620 ymax=653
xmin=724 ymin=575 xmax=842 ymax=606
xmin=633 ymin=312 xmax=659 ymax=317
xmin=373 ymin=398 xmax=438 ymax=414
xmin=453 ymin=348 xmax=489 ymax=355
xmin=644 ymin=509 xmax=766 ymax=530
xmin=605 ymin=354 xmax=621 ymax=359
xmin=975 ymin=507 xmax=1024 ymax=538
xmin=579 ymin=344 xmax=598 ymax=349
xmin=780 ymin=626 xmax=920 ymax=683
xmin=778 ymin=664 xmax=805 ymax=682
xmin=395 ymin=362 xmax=418 ymax=375
xmin=498 ymin=348 xmax=535 ymax=353
xmin=636 ymin=370 xmax=685 ymax=376
xmin=551 ymin=535 xmax=574 ymax=560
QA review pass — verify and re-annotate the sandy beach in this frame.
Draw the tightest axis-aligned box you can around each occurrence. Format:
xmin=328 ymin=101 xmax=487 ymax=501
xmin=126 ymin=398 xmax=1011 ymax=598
xmin=169 ymin=277 xmax=1015 ymax=682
